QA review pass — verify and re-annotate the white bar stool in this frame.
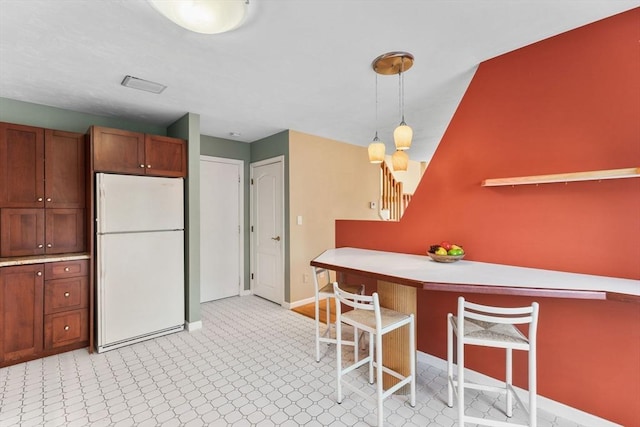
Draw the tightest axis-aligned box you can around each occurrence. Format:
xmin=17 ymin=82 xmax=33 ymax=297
xmin=334 ymin=282 xmax=416 ymax=427
xmin=447 ymin=296 xmax=539 ymax=427
xmin=312 ymin=266 xmax=365 ymax=362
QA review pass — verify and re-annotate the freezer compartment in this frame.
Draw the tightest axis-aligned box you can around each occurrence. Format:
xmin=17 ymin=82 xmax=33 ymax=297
xmin=96 ymin=173 xmax=184 ymax=233
xmin=97 ymin=230 xmax=185 ymax=352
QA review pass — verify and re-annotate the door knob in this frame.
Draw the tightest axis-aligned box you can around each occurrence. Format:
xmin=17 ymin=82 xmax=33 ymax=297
xmin=271 ymin=236 xmax=281 ymax=241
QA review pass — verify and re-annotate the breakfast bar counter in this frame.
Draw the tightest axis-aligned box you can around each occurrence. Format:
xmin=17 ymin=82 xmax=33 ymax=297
xmin=311 ymin=247 xmax=640 ymax=392
xmin=311 ymin=247 xmax=640 ymax=301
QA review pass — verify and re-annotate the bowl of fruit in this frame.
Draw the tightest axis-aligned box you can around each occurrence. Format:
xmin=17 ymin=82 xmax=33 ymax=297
xmin=427 ymin=241 xmax=465 ymax=263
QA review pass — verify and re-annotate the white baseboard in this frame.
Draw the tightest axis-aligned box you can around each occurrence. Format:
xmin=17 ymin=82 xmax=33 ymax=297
xmin=418 ymin=352 xmax=621 ymax=427
xmin=285 ymin=296 xmax=316 ymax=310
xmin=185 ymin=320 xmax=202 ymax=331
xmin=240 ymin=289 xmax=252 ymax=296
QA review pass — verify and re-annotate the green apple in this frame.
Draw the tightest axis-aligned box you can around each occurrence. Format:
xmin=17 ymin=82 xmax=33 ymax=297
xmin=450 ymin=244 xmax=464 ymax=254
xmin=448 ymin=248 xmax=464 ymax=256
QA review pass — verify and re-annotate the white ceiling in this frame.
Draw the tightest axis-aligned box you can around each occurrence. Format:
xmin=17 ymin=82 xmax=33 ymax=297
xmin=1 ymin=0 xmax=637 ymax=162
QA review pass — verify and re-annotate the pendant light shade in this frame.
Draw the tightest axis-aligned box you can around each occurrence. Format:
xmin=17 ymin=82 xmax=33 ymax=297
xmin=148 ymin=0 xmax=249 ymax=34
xmin=392 ymin=150 xmax=409 ymax=171
xmin=393 ymin=121 xmax=413 ymax=150
xmin=368 ymin=139 xmax=386 ymax=164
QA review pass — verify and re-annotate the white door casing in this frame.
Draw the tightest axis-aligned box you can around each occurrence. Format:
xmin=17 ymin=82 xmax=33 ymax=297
xmin=200 ymin=156 xmax=244 ymax=302
xmin=250 ymin=157 xmax=284 ymax=305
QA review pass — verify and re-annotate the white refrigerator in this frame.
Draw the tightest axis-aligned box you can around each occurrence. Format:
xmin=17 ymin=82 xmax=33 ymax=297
xmin=96 ymin=173 xmax=185 ymax=353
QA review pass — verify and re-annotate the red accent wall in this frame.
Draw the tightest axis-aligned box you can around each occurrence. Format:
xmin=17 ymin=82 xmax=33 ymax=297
xmin=336 ymin=9 xmax=640 ymax=426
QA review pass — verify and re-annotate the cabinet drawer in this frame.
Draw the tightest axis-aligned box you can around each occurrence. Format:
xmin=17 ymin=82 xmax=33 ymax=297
xmin=44 ymin=309 xmax=88 ymax=350
xmin=44 ymin=276 xmax=88 ymax=314
xmin=45 ymin=259 xmax=88 ymax=280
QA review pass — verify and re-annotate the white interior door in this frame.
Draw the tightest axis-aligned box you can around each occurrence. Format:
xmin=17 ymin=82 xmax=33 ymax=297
xmin=251 ymin=157 xmax=284 ymax=305
xmin=200 ymin=156 xmax=243 ymax=302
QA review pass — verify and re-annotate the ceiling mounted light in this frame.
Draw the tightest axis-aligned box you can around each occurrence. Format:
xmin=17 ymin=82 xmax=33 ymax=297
xmin=148 ymin=0 xmax=250 ymax=35
xmin=121 ymin=75 xmax=167 ymax=94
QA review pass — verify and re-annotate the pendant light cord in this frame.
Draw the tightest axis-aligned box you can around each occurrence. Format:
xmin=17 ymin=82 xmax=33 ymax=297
xmin=399 ymin=57 xmax=405 ymax=123
xmin=375 ymin=73 xmax=380 ymax=140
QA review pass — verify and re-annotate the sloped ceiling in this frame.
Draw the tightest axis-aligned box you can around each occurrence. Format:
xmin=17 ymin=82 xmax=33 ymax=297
xmin=0 ymin=0 xmax=637 ymax=161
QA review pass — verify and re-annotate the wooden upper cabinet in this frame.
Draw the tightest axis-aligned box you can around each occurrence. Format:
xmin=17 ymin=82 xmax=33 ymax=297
xmin=0 ymin=122 xmax=45 ymax=208
xmin=45 ymin=209 xmax=86 ymax=254
xmin=0 ymin=208 xmax=45 ymax=256
xmin=44 ymin=130 xmax=86 ymax=208
xmin=0 ymin=264 xmax=44 ymax=364
xmin=0 ymin=208 xmax=85 ymax=257
xmin=91 ymin=126 xmax=146 ymax=175
xmin=145 ymin=134 xmax=187 ymax=178
xmin=91 ymin=126 xmax=186 ymax=177
xmin=0 ymin=123 xmax=85 ymax=209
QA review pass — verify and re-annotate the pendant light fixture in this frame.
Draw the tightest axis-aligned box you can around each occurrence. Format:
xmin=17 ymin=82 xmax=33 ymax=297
xmin=368 ymin=74 xmax=385 ymax=164
xmin=372 ymin=52 xmax=414 ymax=171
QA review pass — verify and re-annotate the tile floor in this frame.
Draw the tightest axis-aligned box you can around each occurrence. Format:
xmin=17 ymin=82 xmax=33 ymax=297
xmin=0 ymin=295 xmax=587 ymax=427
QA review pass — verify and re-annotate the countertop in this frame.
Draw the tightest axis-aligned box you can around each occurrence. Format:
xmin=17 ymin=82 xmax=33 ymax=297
xmin=0 ymin=253 xmax=90 ymax=268
xmin=311 ymin=247 xmax=640 ymax=301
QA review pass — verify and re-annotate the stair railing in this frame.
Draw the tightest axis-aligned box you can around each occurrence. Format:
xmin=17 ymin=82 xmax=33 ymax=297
xmin=380 ymin=162 xmax=412 ymax=221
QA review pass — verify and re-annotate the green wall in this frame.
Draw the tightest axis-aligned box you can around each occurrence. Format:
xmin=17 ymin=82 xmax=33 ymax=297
xmin=0 ymin=97 xmax=204 ymax=329
xmin=0 ymin=97 xmax=166 ymax=135
xmin=1 ymin=97 xmax=295 ymax=311
xmin=168 ymin=113 xmax=201 ymax=327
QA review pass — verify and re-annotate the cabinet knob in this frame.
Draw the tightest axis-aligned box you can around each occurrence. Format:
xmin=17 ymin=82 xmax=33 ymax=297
xmin=36 ymin=271 xmax=42 ymax=276
xmin=140 ymin=164 xmax=145 ymax=168
xmin=64 ymin=325 xmax=70 ymax=331
xmin=64 ymin=292 xmax=70 ymax=298
xmin=147 ymin=164 xmax=151 ymax=168
xmin=47 ymin=243 xmax=52 ymax=248
xmin=64 ymin=267 xmax=70 ymax=272
xmin=46 ymin=198 xmax=52 ymax=202
xmin=37 ymin=197 xmax=43 ymax=202
xmin=38 ymin=244 xmax=43 ymax=248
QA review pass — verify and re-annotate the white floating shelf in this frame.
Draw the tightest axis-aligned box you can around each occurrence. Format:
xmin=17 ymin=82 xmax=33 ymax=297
xmin=482 ymin=167 xmax=640 ymax=187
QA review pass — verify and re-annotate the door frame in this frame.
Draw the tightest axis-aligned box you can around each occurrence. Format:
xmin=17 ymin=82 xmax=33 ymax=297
xmin=200 ymin=155 xmax=245 ymax=300
xmin=250 ymin=156 xmax=285 ymax=305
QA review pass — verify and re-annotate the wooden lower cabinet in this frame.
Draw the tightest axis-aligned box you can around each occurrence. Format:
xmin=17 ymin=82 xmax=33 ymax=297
xmin=0 ymin=264 xmax=44 ymax=364
xmin=44 ymin=309 xmax=88 ymax=350
xmin=0 ymin=259 xmax=89 ymax=367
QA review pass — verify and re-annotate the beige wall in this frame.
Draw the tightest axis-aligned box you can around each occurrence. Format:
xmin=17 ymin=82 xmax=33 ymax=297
xmin=288 ymin=130 xmax=380 ymax=303
xmin=383 ymin=156 xmax=424 ymax=195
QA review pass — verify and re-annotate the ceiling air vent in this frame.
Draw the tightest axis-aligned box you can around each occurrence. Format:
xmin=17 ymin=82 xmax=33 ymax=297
xmin=121 ymin=75 xmax=166 ymax=94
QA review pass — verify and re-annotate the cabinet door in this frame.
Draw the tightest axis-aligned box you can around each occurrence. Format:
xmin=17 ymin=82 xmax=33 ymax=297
xmin=91 ymin=126 xmax=145 ymax=175
xmin=45 ymin=209 xmax=85 ymax=254
xmin=0 ymin=208 xmax=45 ymax=257
xmin=0 ymin=122 xmax=44 ymax=208
xmin=145 ymin=134 xmax=187 ymax=177
xmin=45 ymin=129 xmax=86 ymax=209
xmin=0 ymin=264 xmax=44 ymax=364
